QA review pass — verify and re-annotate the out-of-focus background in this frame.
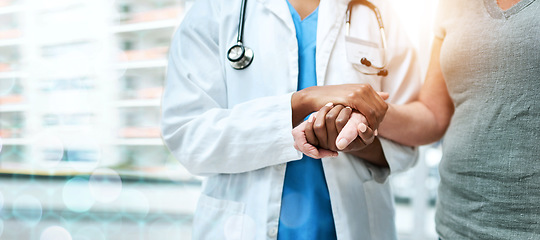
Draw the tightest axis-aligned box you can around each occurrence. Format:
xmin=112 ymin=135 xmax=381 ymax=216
xmin=0 ymin=0 xmax=440 ymax=239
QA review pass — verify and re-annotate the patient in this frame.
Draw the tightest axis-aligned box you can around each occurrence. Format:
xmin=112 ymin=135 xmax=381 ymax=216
xmin=294 ymin=0 xmax=540 ymax=239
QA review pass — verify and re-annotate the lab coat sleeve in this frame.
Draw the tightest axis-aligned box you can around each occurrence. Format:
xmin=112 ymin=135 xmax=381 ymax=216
xmin=361 ymin=1 xmax=422 ymax=183
xmin=161 ymin=1 xmax=302 ymax=176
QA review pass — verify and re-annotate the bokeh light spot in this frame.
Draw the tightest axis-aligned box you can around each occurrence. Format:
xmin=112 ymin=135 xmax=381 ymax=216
xmin=12 ymin=195 xmax=43 ymax=226
xmin=426 ymin=147 xmax=443 ymax=167
xmin=279 ymin=192 xmax=310 ymax=228
xmin=120 ymin=189 xmax=149 ymax=218
xmin=40 ymin=226 xmax=72 ymax=240
xmin=73 ymin=226 xmax=105 ymax=240
xmin=89 ymin=168 xmax=123 ymax=203
xmin=63 ymin=177 xmax=95 ymax=212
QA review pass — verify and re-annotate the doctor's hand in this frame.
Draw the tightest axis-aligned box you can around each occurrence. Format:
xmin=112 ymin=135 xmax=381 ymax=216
xmin=292 ymin=103 xmax=376 ymax=159
xmin=292 ymin=84 xmax=389 ymax=130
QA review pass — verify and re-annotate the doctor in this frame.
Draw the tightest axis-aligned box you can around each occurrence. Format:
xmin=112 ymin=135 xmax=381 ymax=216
xmin=161 ymin=0 xmax=421 ymax=239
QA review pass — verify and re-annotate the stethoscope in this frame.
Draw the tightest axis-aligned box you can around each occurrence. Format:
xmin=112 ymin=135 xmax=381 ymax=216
xmin=227 ymin=0 xmax=388 ymax=77
xmin=346 ymin=0 xmax=388 ymax=76
xmin=227 ymin=0 xmax=254 ymax=70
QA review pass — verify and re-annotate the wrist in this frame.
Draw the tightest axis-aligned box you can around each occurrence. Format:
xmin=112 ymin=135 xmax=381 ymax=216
xmin=348 ymin=137 xmax=388 ymax=168
xmin=291 ymin=88 xmax=314 ymax=126
xmin=378 ymin=103 xmax=395 ymax=137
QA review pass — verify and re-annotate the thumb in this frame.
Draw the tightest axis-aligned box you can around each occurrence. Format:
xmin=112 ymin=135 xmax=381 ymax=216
xmin=336 ymin=116 xmax=361 ymax=150
xmin=377 ymin=92 xmax=389 ymax=100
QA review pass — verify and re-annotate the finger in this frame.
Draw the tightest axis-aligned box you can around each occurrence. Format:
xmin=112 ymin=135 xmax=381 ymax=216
xmin=358 ymin=92 xmax=380 ymax=130
xmin=357 ymin=122 xmax=375 ymax=146
xmin=292 ymin=121 xmax=325 ymax=158
xmin=354 ymin=112 xmax=375 ymax=145
xmin=305 ymin=113 xmax=318 ymax=146
xmin=377 ymin=92 xmax=389 ymax=100
xmin=317 ymin=148 xmax=339 ymax=158
xmin=291 ymin=121 xmax=308 ymax=147
xmin=335 ymin=111 xmax=362 ymax=150
xmin=344 ymin=138 xmax=368 ymax=152
xmin=335 ymin=106 xmax=352 ymax=133
xmin=325 ymin=105 xmax=344 ymax=151
xmin=313 ymin=102 xmax=334 ymax=149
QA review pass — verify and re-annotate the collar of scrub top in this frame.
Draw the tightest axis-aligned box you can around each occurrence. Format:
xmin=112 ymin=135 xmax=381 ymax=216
xmin=346 ymin=0 xmax=388 ymax=76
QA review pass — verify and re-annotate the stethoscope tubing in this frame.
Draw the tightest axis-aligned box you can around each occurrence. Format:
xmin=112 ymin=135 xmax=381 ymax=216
xmin=346 ymin=0 xmax=388 ymax=74
xmin=237 ymin=0 xmax=248 ymax=43
xmin=229 ymin=0 xmax=387 ymax=75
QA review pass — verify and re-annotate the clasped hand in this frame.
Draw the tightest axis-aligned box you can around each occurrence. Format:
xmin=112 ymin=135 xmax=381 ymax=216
xmin=292 ymin=85 xmax=389 ymax=159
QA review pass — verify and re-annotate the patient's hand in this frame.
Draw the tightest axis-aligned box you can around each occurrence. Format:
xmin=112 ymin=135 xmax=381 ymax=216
xmin=292 ymin=103 xmax=376 ymax=159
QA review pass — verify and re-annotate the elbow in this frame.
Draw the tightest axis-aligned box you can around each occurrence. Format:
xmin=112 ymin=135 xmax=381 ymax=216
xmin=422 ymin=110 xmax=453 ymax=145
xmin=166 ymin=145 xmax=212 ymax=177
xmin=161 ymin=131 xmax=201 ymax=176
xmin=428 ymin=123 xmax=450 ymax=144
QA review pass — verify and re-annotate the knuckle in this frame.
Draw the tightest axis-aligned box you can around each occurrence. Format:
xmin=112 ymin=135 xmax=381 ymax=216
xmin=361 ymin=84 xmax=373 ymax=91
xmin=313 ymin=122 xmax=324 ymax=130
xmin=355 ymin=87 xmax=365 ymax=95
xmin=336 ymin=118 xmax=347 ymax=127
xmin=325 ymin=113 xmax=336 ymax=121
xmin=368 ymin=109 xmax=376 ymax=119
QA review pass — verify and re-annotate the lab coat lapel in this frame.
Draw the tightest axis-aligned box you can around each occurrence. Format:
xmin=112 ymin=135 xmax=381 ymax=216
xmin=257 ymin=0 xmax=296 ymax=34
xmin=316 ymin=0 xmax=349 ymax=86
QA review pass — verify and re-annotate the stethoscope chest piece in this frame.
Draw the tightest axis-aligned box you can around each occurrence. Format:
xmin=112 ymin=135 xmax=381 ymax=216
xmin=227 ymin=0 xmax=253 ymax=70
xmin=228 ymin=43 xmax=254 ymax=70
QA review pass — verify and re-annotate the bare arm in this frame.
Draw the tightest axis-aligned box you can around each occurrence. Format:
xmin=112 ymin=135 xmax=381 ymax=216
xmin=379 ymin=37 xmax=454 ymax=146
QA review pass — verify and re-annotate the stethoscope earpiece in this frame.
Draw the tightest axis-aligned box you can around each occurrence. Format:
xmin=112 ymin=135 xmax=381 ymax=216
xmin=348 ymin=0 xmax=389 ymax=77
xmin=360 ymin=57 xmax=387 ymax=76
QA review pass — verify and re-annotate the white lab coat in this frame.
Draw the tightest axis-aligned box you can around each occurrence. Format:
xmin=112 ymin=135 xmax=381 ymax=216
xmin=161 ymin=0 xmax=421 ymax=239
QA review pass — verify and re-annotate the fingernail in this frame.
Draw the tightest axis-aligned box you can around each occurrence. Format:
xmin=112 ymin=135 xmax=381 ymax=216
xmin=337 ymin=138 xmax=348 ymax=150
xmin=359 ymin=123 xmax=367 ymax=133
xmin=374 ymin=129 xmax=378 ymax=136
xmin=345 ymin=106 xmax=352 ymax=109
xmin=325 ymin=102 xmax=333 ymax=107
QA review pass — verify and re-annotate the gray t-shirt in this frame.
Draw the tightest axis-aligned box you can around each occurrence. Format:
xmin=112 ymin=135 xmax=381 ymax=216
xmin=434 ymin=0 xmax=540 ymax=239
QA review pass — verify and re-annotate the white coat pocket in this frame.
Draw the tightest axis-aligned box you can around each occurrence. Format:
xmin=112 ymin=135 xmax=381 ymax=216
xmin=193 ymin=194 xmax=255 ymax=240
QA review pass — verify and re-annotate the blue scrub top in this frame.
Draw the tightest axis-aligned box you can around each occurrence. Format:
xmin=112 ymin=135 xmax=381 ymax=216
xmin=278 ymin=2 xmax=337 ymax=239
